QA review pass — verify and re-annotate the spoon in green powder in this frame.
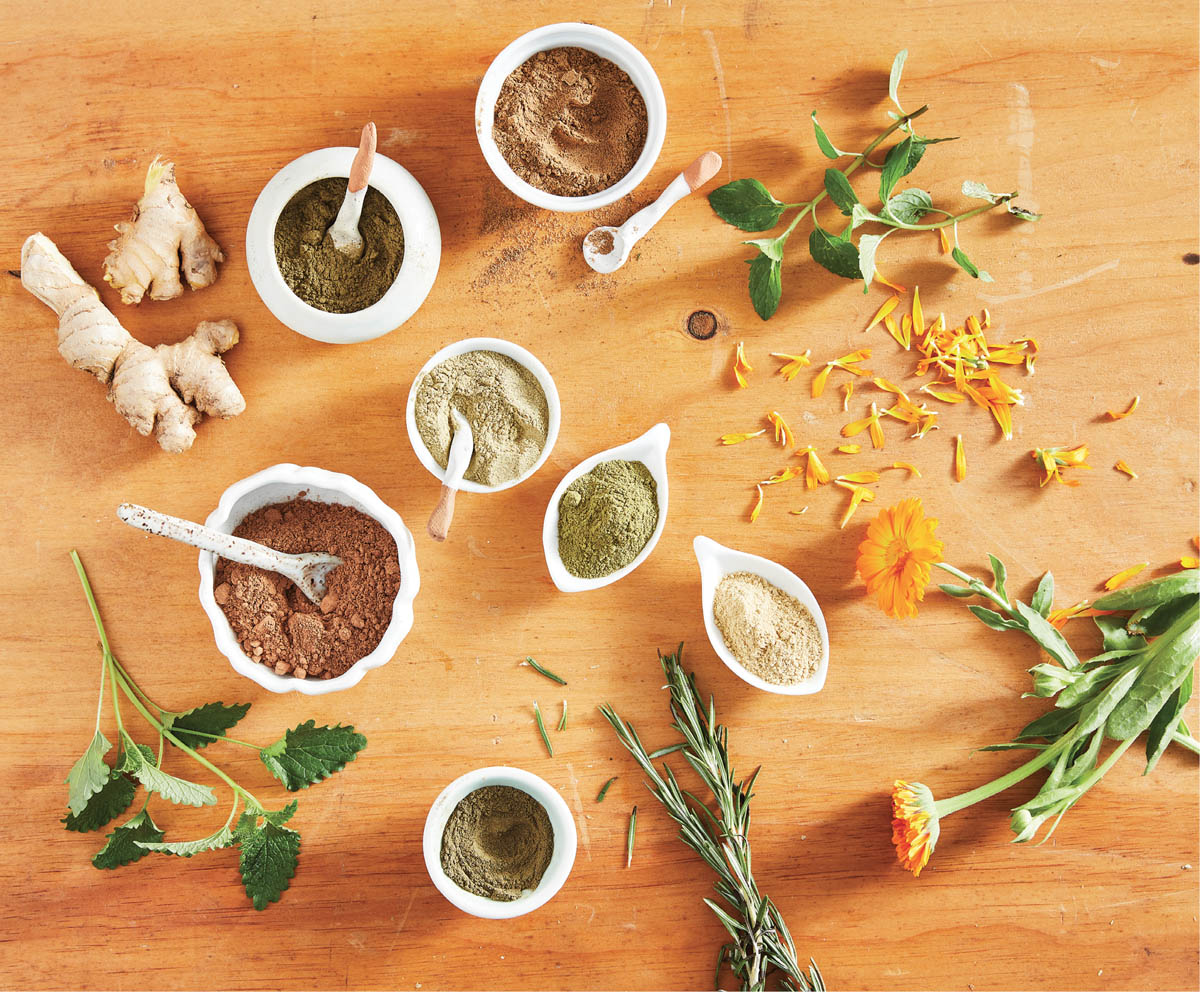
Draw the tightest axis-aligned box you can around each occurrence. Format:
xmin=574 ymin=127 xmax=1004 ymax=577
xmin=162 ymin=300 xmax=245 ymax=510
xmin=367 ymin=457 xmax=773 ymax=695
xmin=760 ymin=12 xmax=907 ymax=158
xmin=327 ymin=122 xmax=376 ymax=257
xmin=427 ymin=409 xmax=474 ymax=542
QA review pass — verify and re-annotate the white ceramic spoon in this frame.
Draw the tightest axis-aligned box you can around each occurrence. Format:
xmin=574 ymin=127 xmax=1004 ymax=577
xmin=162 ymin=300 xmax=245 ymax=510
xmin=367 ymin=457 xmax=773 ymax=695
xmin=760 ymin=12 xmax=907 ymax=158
xmin=582 ymin=151 xmax=722 ymax=274
xmin=542 ymin=423 xmax=670 ymax=592
xmin=328 ymin=122 xmax=377 ymax=257
xmin=117 ymin=502 xmax=341 ymax=605
xmin=426 ymin=409 xmax=475 ymax=542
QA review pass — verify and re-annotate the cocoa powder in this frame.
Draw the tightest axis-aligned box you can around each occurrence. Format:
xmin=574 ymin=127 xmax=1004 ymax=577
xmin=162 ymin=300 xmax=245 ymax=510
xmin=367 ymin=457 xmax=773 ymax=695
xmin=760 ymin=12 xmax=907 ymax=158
xmin=492 ymin=47 xmax=648 ymax=197
xmin=214 ymin=498 xmax=401 ymax=679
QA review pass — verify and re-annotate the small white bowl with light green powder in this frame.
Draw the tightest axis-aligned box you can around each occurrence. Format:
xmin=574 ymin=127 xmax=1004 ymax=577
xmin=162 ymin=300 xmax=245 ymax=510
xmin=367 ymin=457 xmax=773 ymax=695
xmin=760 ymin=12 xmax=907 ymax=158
xmin=693 ymin=536 xmax=829 ymax=695
xmin=406 ymin=337 xmax=560 ymax=495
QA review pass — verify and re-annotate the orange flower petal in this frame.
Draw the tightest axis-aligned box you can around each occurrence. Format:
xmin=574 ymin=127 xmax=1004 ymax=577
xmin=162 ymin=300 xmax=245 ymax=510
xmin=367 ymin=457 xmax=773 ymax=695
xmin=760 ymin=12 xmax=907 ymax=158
xmin=842 ymin=381 xmax=854 ymax=412
xmin=890 ymin=461 xmax=922 ymax=477
xmin=1106 ymin=396 xmax=1140 ymax=420
xmin=1114 ymin=459 xmax=1138 ymax=480
xmin=720 ymin=429 xmax=767 ymax=445
xmin=866 ymin=296 xmax=900 ymax=331
xmin=812 ymin=363 xmax=833 ymax=398
xmin=954 ymin=434 xmax=966 ymax=482
xmin=837 ymin=444 xmax=862 ymax=454
xmin=749 ymin=484 xmax=764 ymax=523
xmin=771 ymin=350 xmax=813 ymax=381
xmin=1103 ymin=562 xmax=1148 ymax=591
xmin=837 ymin=471 xmax=881 ymax=484
xmin=912 ymin=287 xmax=925 ymax=339
xmin=734 ymin=341 xmax=753 ymax=388
xmin=1181 ymin=556 xmax=1199 ymax=569
xmin=767 ymin=410 xmax=796 ymax=449
xmin=937 ymin=228 xmax=951 ymax=255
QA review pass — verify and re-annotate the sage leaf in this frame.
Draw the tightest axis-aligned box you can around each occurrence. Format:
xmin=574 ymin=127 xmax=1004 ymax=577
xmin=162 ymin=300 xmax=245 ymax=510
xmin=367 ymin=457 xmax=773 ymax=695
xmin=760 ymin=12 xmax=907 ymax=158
xmin=1093 ymin=570 xmax=1198 ymax=611
xmin=92 ymin=810 xmax=164 ymax=870
xmin=260 ymin=721 xmax=368 ymax=791
xmin=988 ymin=554 xmax=1009 ymax=600
xmin=67 ymin=730 xmax=112 ymax=816
xmin=808 ymin=225 xmax=860 ymax=280
xmin=811 ymin=111 xmax=848 ymax=159
xmin=1014 ymin=600 xmax=1081 ymax=670
xmin=138 ymin=823 xmax=235 ymax=858
xmin=823 ymin=169 xmax=859 ymax=215
xmin=884 ymin=188 xmax=933 ymax=224
xmin=888 ymin=50 xmax=908 ymax=112
xmin=167 ymin=702 xmax=251 ymax=750
xmin=1031 ymin=572 xmax=1054 ymax=617
xmin=62 ymin=770 xmax=136 ymax=833
xmin=709 ymin=179 xmax=787 ymax=232
xmin=952 ymin=246 xmax=993 ymax=281
xmin=1144 ymin=670 xmax=1192 ymax=775
xmin=747 ymin=252 xmax=782 ymax=320
xmin=1008 ymin=202 xmax=1042 ymax=221
xmin=1105 ymin=607 xmax=1200 ymax=741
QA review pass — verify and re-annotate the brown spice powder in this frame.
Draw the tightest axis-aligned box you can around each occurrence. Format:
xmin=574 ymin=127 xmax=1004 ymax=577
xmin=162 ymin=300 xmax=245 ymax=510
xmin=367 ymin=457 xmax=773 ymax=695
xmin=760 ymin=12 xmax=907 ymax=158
xmin=493 ymin=46 xmax=648 ymax=197
xmin=214 ymin=498 xmax=401 ymax=679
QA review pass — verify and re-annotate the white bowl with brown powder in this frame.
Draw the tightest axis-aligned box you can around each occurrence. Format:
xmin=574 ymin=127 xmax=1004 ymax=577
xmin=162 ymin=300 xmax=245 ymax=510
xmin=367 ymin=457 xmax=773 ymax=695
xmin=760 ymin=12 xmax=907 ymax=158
xmin=693 ymin=536 xmax=830 ymax=696
xmin=197 ymin=464 xmax=420 ymax=695
xmin=475 ymin=23 xmax=667 ymax=211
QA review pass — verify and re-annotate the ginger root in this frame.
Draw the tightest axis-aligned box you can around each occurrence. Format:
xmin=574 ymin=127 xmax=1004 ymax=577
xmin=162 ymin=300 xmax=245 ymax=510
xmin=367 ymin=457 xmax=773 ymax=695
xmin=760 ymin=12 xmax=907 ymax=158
xmin=103 ymin=158 xmax=224 ymax=304
xmin=21 ymin=233 xmax=244 ymax=453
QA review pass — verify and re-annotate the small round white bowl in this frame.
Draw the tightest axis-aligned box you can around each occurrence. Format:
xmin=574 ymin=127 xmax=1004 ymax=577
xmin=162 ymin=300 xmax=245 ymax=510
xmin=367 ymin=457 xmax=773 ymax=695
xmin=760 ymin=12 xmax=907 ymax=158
xmin=542 ymin=423 xmax=670 ymax=592
xmin=197 ymin=463 xmax=420 ymax=695
xmin=423 ymin=766 xmax=577 ymax=919
xmin=245 ymin=147 xmax=441 ymax=344
xmin=693 ymin=535 xmax=830 ymax=696
xmin=475 ymin=22 xmax=667 ymax=212
xmin=405 ymin=337 xmax=561 ymax=495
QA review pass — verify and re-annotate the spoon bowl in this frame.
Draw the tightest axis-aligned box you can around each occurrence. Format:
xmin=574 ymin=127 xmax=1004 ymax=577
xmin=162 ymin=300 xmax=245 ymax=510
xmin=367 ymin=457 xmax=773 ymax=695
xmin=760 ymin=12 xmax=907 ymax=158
xmin=582 ymin=225 xmax=627 ymax=274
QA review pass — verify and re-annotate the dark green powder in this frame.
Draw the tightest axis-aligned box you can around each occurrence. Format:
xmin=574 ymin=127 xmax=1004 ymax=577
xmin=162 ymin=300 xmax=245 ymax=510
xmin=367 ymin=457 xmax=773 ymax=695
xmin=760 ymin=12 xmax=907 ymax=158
xmin=273 ymin=177 xmax=405 ymax=313
xmin=557 ymin=459 xmax=658 ymax=579
xmin=440 ymin=785 xmax=554 ymax=901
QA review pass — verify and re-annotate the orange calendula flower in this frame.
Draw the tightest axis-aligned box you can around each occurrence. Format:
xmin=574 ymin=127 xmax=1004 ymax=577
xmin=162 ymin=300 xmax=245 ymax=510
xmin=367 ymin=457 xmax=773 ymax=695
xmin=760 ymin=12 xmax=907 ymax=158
xmin=797 ymin=445 xmax=830 ymax=489
xmin=767 ymin=410 xmax=795 ymax=448
xmin=720 ymin=429 xmax=767 ymax=445
xmin=762 ymin=465 xmax=802 ymax=485
xmin=837 ymin=443 xmax=862 ymax=454
xmin=1106 ymin=396 xmax=1140 ymax=420
xmin=891 ymin=780 xmax=940 ymax=877
xmin=857 ymin=497 xmax=944 ymax=619
xmin=890 ymin=461 xmax=922 ymax=477
xmin=1114 ymin=459 xmax=1138 ymax=480
xmin=1103 ymin=562 xmax=1149 ymax=591
xmin=836 ymin=481 xmax=876 ymax=528
xmin=1033 ymin=444 xmax=1092 ymax=487
xmin=749 ymin=484 xmax=764 ymax=523
xmin=838 ymin=471 xmax=881 ymax=485
xmin=843 ymin=402 xmax=885 ymax=449
xmin=733 ymin=341 xmax=753 ymax=388
xmin=866 ymin=295 xmax=900 ymax=331
xmin=954 ymin=435 xmax=966 ymax=482
xmin=842 ymin=381 xmax=854 ymax=412
xmin=771 ymin=350 xmax=812 ymax=381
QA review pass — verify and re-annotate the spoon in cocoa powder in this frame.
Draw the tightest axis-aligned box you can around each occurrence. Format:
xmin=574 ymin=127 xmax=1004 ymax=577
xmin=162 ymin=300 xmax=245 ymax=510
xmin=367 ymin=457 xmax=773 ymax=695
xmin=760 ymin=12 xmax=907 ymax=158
xmin=116 ymin=503 xmax=342 ymax=605
xmin=583 ymin=151 xmax=723 ymax=274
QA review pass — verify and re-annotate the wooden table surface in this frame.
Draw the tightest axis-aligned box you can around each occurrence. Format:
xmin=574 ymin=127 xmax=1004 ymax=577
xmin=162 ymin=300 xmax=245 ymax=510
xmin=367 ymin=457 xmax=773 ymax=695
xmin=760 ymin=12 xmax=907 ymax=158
xmin=1 ymin=2 xmax=1197 ymax=989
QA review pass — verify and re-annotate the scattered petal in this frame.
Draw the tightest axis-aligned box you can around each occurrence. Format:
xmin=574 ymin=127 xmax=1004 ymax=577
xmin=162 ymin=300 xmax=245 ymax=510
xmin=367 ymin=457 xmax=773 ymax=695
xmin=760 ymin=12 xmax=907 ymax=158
xmin=1103 ymin=562 xmax=1148 ymax=591
xmin=911 ymin=286 xmax=925 ymax=338
xmin=1114 ymin=459 xmax=1138 ymax=480
xmin=1106 ymin=396 xmax=1140 ymax=420
xmin=771 ymin=350 xmax=813 ymax=381
xmin=789 ymin=507 xmax=809 ymax=516
xmin=874 ymin=267 xmax=907 ymax=293
xmin=1033 ymin=444 xmax=1092 ymax=487
xmin=837 ymin=471 xmax=881 ymax=484
xmin=890 ymin=461 xmax=922 ymax=477
xmin=733 ymin=341 xmax=753 ymax=389
xmin=937 ymin=227 xmax=951 ymax=255
xmin=762 ymin=465 xmax=803 ymax=485
xmin=920 ymin=384 xmax=966 ymax=404
xmin=837 ymin=444 xmax=862 ymax=454
xmin=866 ymin=295 xmax=901 ymax=331
xmin=749 ymin=484 xmax=764 ymax=523
xmin=1181 ymin=556 xmax=1200 ymax=569
xmin=842 ymin=381 xmax=854 ymax=412
xmin=767 ymin=410 xmax=796 ymax=448
xmin=883 ymin=313 xmax=909 ymax=350
xmin=798 ymin=446 xmax=830 ymax=489
xmin=720 ymin=429 xmax=767 ymax=445
xmin=954 ymin=434 xmax=966 ymax=482
xmin=838 ymin=484 xmax=874 ymax=528
xmin=812 ymin=363 xmax=833 ymax=398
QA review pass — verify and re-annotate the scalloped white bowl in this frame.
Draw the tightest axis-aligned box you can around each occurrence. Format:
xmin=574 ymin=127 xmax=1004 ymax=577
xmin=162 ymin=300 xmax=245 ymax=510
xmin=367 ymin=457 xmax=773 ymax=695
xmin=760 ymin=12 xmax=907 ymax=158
xmin=197 ymin=464 xmax=419 ymax=695
xmin=542 ymin=423 xmax=670 ymax=592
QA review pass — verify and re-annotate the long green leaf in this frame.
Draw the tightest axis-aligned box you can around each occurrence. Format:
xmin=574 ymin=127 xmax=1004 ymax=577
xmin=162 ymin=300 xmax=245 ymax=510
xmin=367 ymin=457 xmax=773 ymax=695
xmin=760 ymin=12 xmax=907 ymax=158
xmin=1092 ymin=570 xmax=1198 ymax=611
xmin=1144 ymin=670 xmax=1193 ymax=775
xmin=1106 ymin=608 xmax=1200 ymax=741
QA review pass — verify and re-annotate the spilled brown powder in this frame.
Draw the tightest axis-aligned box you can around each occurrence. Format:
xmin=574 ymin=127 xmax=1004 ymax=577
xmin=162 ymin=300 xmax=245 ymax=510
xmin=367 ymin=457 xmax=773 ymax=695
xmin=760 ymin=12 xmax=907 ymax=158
xmin=493 ymin=46 xmax=648 ymax=197
xmin=713 ymin=571 xmax=821 ymax=686
xmin=214 ymin=498 xmax=401 ymax=679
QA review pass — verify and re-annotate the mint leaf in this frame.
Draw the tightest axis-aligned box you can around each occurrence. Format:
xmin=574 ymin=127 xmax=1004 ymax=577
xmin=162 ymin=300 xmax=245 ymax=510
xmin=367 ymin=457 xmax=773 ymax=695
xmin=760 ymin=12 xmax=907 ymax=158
xmin=961 ymin=180 xmax=1007 ymax=204
xmin=709 ymin=179 xmax=787 ymax=232
xmin=167 ymin=702 xmax=251 ymax=750
xmin=237 ymin=819 xmax=300 ymax=910
xmin=117 ymin=741 xmax=156 ymax=772
xmin=92 ymin=810 xmax=163 ymax=870
xmin=888 ymin=50 xmax=908 ymax=113
xmin=67 ymin=730 xmax=112 ymax=815
xmin=884 ymin=188 xmax=933 ymax=224
xmin=810 ymin=111 xmax=848 ymax=159
xmin=138 ymin=823 xmax=234 ymax=858
xmin=119 ymin=735 xmax=217 ymax=807
xmin=63 ymin=771 xmax=136 ymax=833
xmin=746 ymin=252 xmax=782 ymax=320
xmin=260 ymin=722 xmax=367 ymax=791
xmin=879 ymin=139 xmax=922 ymax=200
xmin=952 ymin=245 xmax=993 ymax=281
xmin=823 ymin=169 xmax=858 ymax=215
xmin=808 ymin=226 xmax=860 ymax=280
xmin=742 ymin=236 xmax=783 ymax=262
xmin=1008 ymin=202 xmax=1042 ymax=222
xmin=856 ymin=230 xmax=896 ymax=293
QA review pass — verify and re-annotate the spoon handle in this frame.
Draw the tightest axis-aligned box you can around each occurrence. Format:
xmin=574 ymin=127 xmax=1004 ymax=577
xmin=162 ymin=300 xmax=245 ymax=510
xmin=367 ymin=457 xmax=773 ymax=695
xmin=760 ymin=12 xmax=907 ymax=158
xmin=426 ymin=486 xmax=457 ymax=542
xmin=616 ymin=174 xmax=692 ymax=250
xmin=117 ymin=503 xmax=294 ymax=574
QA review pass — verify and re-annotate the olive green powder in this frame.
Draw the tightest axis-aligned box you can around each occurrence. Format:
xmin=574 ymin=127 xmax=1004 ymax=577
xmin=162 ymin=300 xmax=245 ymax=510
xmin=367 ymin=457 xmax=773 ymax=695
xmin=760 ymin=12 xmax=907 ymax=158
xmin=273 ymin=177 xmax=405 ymax=313
xmin=414 ymin=350 xmax=549 ymax=487
xmin=558 ymin=459 xmax=658 ymax=579
xmin=440 ymin=785 xmax=554 ymax=902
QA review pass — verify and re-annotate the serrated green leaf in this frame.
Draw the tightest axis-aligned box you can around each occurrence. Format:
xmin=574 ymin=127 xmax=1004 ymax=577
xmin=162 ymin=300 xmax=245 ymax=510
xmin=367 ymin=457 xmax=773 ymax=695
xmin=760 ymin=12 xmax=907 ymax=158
xmin=888 ymin=50 xmax=908 ymax=112
xmin=709 ymin=179 xmax=786 ymax=232
xmin=138 ymin=824 xmax=234 ymax=858
xmin=823 ymin=169 xmax=858 ymax=215
xmin=92 ymin=810 xmax=164 ymax=870
xmin=746 ymin=252 xmax=782 ymax=320
xmin=260 ymin=722 xmax=367 ymax=791
xmin=884 ymin=188 xmax=933 ymax=224
xmin=1031 ymin=572 xmax=1054 ymax=617
xmin=808 ymin=225 xmax=860 ymax=280
xmin=810 ymin=111 xmax=848 ymax=159
xmin=167 ymin=702 xmax=251 ymax=750
xmin=238 ymin=820 xmax=300 ymax=910
xmin=117 ymin=741 xmax=156 ymax=772
xmin=850 ymin=202 xmax=880 ymax=229
xmin=235 ymin=800 xmax=299 ymax=840
xmin=951 ymin=246 xmax=992 ymax=282
xmin=128 ymin=742 xmax=217 ymax=807
xmin=67 ymin=730 xmax=112 ymax=816
xmin=63 ymin=771 xmax=136 ymax=833
xmin=1008 ymin=202 xmax=1042 ymax=221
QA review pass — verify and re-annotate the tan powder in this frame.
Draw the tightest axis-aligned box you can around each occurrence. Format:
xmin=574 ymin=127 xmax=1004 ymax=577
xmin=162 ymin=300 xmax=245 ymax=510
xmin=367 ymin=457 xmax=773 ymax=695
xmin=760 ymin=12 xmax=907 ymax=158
xmin=712 ymin=571 xmax=821 ymax=686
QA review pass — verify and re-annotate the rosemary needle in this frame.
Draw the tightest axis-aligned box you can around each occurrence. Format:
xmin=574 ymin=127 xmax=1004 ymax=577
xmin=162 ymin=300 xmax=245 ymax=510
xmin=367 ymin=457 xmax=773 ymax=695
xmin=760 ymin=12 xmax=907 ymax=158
xmin=557 ymin=699 xmax=568 ymax=732
xmin=533 ymin=701 xmax=553 ymax=757
xmin=625 ymin=805 xmax=638 ymax=868
xmin=596 ymin=776 xmax=617 ymax=802
xmin=648 ymin=742 xmax=687 ymax=760
xmin=524 ymin=656 xmax=567 ymax=685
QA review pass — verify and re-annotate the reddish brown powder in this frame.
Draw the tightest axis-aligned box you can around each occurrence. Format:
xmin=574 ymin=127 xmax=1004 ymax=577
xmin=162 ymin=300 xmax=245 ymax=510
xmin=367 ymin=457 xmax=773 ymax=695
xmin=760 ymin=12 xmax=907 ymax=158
xmin=492 ymin=46 xmax=648 ymax=197
xmin=214 ymin=498 xmax=400 ymax=679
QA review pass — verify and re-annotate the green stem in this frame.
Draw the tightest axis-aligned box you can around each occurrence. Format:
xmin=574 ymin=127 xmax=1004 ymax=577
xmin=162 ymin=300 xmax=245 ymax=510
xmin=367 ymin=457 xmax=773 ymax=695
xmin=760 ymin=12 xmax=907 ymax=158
xmin=1172 ymin=729 xmax=1200 ymax=755
xmin=934 ymin=562 xmax=1013 ymax=613
xmin=885 ymin=199 xmax=1009 ymax=232
xmin=935 ymin=734 xmax=1073 ymax=817
xmin=166 ymin=727 xmax=261 ymax=750
xmin=93 ymin=645 xmax=107 ymax=732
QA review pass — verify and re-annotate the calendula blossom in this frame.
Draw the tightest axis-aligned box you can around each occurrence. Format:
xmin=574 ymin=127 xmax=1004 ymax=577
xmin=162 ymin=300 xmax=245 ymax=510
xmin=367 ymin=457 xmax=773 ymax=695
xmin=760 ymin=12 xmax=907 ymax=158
xmin=856 ymin=497 xmax=944 ymax=619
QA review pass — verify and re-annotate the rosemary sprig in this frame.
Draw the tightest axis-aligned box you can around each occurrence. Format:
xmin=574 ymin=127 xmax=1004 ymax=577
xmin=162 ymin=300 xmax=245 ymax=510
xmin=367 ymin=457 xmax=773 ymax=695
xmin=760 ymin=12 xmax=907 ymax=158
xmin=524 ymin=656 xmax=567 ymax=685
xmin=625 ymin=805 xmax=638 ymax=868
xmin=533 ymin=701 xmax=553 ymax=757
xmin=557 ymin=700 xmax=568 ymax=732
xmin=596 ymin=776 xmax=618 ymax=802
xmin=601 ymin=646 xmax=824 ymax=992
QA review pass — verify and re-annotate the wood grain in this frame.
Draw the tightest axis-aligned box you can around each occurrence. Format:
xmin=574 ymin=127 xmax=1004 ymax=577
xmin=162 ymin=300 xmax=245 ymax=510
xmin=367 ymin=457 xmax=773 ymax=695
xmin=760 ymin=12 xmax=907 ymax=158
xmin=0 ymin=1 xmax=1197 ymax=989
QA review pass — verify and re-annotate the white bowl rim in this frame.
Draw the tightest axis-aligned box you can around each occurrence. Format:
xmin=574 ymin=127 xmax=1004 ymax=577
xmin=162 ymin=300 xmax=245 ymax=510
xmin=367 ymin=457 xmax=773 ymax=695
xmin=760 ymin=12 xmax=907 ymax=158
xmin=474 ymin=22 xmax=668 ymax=212
xmin=245 ymin=147 xmax=441 ymax=344
xmin=404 ymin=336 xmax=561 ymax=495
xmin=422 ymin=765 xmax=578 ymax=919
xmin=542 ymin=423 xmax=670 ymax=592
xmin=692 ymin=535 xmax=830 ymax=696
xmin=196 ymin=463 xmax=420 ymax=695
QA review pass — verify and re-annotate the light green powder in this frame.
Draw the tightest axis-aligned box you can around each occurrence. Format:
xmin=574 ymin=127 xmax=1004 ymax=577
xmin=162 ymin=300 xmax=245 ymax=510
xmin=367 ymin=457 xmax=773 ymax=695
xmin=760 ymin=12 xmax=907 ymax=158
xmin=557 ymin=459 xmax=658 ymax=578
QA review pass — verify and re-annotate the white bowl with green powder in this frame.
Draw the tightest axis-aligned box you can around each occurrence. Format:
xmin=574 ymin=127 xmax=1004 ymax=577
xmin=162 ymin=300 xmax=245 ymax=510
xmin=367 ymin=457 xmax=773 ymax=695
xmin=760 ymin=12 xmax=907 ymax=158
xmin=542 ymin=423 xmax=670 ymax=592
xmin=406 ymin=337 xmax=560 ymax=494
xmin=693 ymin=536 xmax=829 ymax=696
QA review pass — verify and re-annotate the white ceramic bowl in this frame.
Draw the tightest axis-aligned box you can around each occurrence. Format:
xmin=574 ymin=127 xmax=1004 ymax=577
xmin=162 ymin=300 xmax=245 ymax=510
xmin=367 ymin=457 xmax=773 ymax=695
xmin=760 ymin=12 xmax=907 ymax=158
xmin=245 ymin=147 xmax=441 ymax=343
xmin=693 ymin=535 xmax=830 ymax=696
xmin=475 ymin=22 xmax=667 ymax=212
xmin=423 ymin=766 xmax=577 ymax=919
xmin=542 ymin=423 xmax=670 ymax=592
xmin=197 ymin=463 xmax=420 ymax=694
xmin=405 ymin=337 xmax=561 ymax=494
